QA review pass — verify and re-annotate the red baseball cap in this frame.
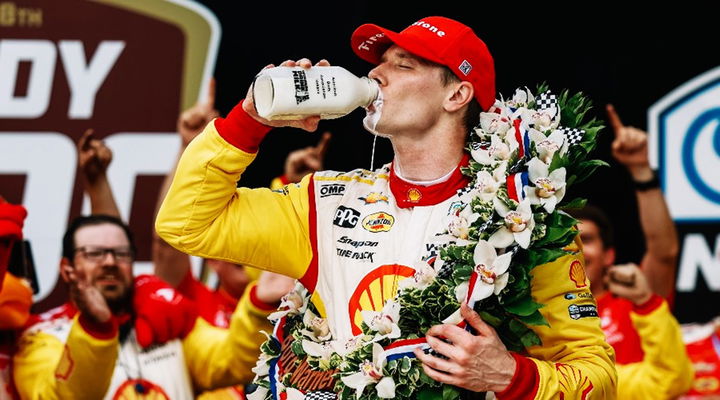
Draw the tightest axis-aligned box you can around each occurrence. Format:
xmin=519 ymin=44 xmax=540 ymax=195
xmin=351 ymin=16 xmax=496 ymax=111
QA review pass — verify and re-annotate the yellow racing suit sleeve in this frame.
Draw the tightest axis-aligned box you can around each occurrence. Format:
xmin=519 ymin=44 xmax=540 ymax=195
xmin=183 ymin=281 xmax=276 ymax=390
xmin=13 ymin=314 xmax=119 ymax=400
xmin=615 ymin=296 xmax=694 ymax=399
xmin=497 ymin=237 xmax=618 ymax=400
xmin=155 ymin=117 xmax=313 ymax=279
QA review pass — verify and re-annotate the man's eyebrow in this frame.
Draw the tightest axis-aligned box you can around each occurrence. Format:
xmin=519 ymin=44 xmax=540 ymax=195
xmin=380 ymin=48 xmax=422 ymax=64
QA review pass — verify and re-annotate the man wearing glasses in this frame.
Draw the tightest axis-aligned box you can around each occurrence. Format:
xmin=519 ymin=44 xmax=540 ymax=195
xmin=13 ymin=215 xmax=278 ymax=399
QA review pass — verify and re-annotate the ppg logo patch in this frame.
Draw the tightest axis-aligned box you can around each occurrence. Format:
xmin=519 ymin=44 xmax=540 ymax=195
xmin=333 ymin=206 xmax=360 ymax=228
xmin=458 ymin=60 xmax=472 ymax=76
xmin=649 ymin=66 xmax=720 ymax=222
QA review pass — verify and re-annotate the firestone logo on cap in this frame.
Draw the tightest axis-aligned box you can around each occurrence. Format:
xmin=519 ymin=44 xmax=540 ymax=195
xmin=411 ymin=20 xmax=446 ymax=37
xmin=357 ymin=33 xmax=385 ymax=52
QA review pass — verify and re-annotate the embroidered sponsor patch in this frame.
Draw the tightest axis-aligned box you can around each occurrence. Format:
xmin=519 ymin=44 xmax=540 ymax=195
xmin=54 ymin=344 xmax=74 ymax=380
xmin=336 ymin=236 xmax=378 ymax=248
xmin=362 ymin=212 xmax=394 ymax=232
xmin=358 ymin=192 xmax=389 ymax=204
xmin=564 ymin=292 xmax=593 ymax=301
xmin=568 ymin=260 xmax=588 ymax=288
xmin=568 ymin=304 xmax=598 ymax=320
xmin=447 ymin=201 xmax=463 ymax=216
xmin=333 ymin=206 xmax=360 ymax=228
xmin=406 ymin=188 xmax=422 ymax=203
xmin=336 ymin=248 xmax=375 ymax=262
xmin=458 ymin=60 xmax=472 ymax=76
xmin=319 ymin=183 xmax=345 ymax=198
xmin=272 ymin=186 xmax=290 ymax=195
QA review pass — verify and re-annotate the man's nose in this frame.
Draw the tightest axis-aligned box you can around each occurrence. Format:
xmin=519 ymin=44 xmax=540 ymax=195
xmin=100 ymin=249 xmax=117 ymax=264
xmin=368 ymin=65 xmax=384 ymax=85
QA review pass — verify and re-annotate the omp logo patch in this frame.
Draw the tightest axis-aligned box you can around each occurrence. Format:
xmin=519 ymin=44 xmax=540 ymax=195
xmin=320 ymin=183 xmax=345 ymax=198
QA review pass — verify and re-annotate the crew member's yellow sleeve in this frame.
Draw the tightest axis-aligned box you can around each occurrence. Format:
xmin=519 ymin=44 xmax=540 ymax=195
xmin=155 ymin=123 xmax=312 ymax=279
xmin=183 ymin=281 xmax=275 ymax=390
xmin=615 ymin=297 xmax=694 ymax=399
xmin=13 ymin=315 xmax=118 ymax=400
xmin=498 ymin=237 xmax=617 ymax=399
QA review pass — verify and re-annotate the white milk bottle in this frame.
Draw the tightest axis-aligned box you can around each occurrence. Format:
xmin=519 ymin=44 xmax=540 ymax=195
xmin=252 ymin=66 xmax=379 ymax=120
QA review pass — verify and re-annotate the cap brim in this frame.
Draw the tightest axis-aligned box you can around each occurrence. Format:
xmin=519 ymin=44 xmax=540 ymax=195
xmin=351 ymin=23 xmax=446 ymax=66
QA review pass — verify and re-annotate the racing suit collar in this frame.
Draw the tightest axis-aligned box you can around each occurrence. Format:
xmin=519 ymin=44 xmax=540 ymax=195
xmin=389 ymin=153 xmax=470 ymax=209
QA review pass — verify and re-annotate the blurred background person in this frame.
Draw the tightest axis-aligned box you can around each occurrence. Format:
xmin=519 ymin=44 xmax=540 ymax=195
xmin=569 ymin=105 xmax=694 ymax=398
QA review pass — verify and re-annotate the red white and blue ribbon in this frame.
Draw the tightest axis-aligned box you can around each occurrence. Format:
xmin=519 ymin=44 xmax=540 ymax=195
xmin=382 ymin=337 xmax=430 ymax=362
xmin=268 ymin=316 xmax=287 ymax=400
xmin=506 ymin=171 xmax=529 ymax=203
xmin=513 ymin=119 xmax=530 ymax=159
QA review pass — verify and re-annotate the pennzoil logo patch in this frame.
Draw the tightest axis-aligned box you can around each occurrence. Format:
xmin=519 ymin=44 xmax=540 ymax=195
xmin=362 ymin=212 xmax=394 ymax=233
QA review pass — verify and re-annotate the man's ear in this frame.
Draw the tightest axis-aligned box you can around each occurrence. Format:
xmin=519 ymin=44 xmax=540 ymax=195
xmin=444 ymin=81 xmax=474 ymax=113
xmin=59 ymin=257 xmax=73 ymax=283
xmin=603 ymin=247 xmax=616 ymax=268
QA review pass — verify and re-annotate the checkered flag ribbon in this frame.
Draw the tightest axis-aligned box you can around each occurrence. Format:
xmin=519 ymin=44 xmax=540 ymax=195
xmin=305 ymin=391 xmax=337 ymax=400
xmin=562 ymin=127 xmax=585 ymax=145
xmin=436 ymin=260 xmax=454 ymax=280
xmin=535 ymin=91 xmax=557 ymax=110
xmin=456 ymin=184 xmax=475 ymax=198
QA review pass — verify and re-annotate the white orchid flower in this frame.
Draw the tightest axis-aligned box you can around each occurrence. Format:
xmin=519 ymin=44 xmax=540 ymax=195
xmin=471 ymin=240 xmax=513 ymax=299
xmin=521 ymin=106 xmax=560 ymax=131
xmin=470 ymin=134 xmax=511 ymax=166
xmin=489 ymin=198 xmax=535 ymax=249
xmin=341 ymin=343 xmax=395 ymax=399
xmin=475 ymin=169 xmax=503 ymax=202
xmin=267 ymin=283 xmax=308 ymax=321
xmin=284 ymin=388 xmax=305 ymax=400
xmin=246 ymin=386 xmax=268 ymax=400
xmin=478 ymin=111 xmax=512 ymax=136
xmin=529 ymin=129 xmax=567 ymax=164
xmin=446 ymin=203 xmax=480 ymax=240
xmin=455 ymin=281 xmax=469 ymax=303
xmin=525 ymin=157 xmax=567 ymax=213
xmin=251 ymin=350 xmax=273 ymax=377
xmin=361 ymin=300 xmax=401 ymax=341
xmin=301 ymin=309 xmax=332 ymax=342
xmin=399 ymin=260 xmax=438 ymax=290
xmin=507 ymin=87 xmax=534 ymax=109
xmin=332 ymin=335 xmax=366 ymax=357
xmin=302 ymin=340 xmax=336 ymax=369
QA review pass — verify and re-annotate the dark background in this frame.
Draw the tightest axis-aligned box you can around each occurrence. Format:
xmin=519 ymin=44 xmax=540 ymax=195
xmin=196 ymin=1 xmax=718 ymax=272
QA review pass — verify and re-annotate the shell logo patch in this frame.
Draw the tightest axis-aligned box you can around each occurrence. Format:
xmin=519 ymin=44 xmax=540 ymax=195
xmin=407 ymin=188 xmax=422 ymax=203
xmin=348 ymin=264 xmax=415 ymax=335
xmin=362 ymin=212 xmax=395 ymax=233
xmin=569 ymin=260 xmax=587 ymax=288
xmin=54 ymin=344 xmax=74 ymax=380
